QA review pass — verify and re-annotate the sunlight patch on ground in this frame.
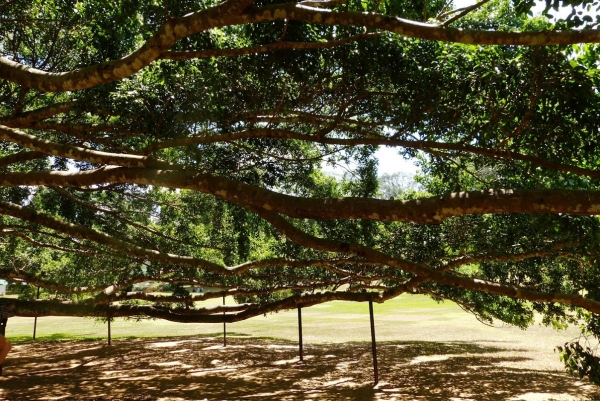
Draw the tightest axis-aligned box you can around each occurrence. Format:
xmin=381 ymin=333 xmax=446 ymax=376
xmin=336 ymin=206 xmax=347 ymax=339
xmin=83 ymin=359 xmax=104 ymax=366
xmin=190 ymin=367 xmax=238 ymax=376
xmin=409 ymin=354 xmax=452 ymax=364
xmin=508 ymin=393 xmax=581 ymax=400
xmin=4 ymin=336 xmax=600 ymax=400
xmin=271 ymin=357 xmax=302 ymax=365
xmin=148 ymin=339 xmax=201 ymax=348
xmin=335 ymin=360 xmax=358 ymax=370
xmin=169 ymin=348 xmax=190 ymax=353
xmin=202 ymin=344 xmax=251 ymax=350
xmin=151 ymin=361 xmax=193 ymax=368
xmin=323 ymin=377 xmax=355 ymax=387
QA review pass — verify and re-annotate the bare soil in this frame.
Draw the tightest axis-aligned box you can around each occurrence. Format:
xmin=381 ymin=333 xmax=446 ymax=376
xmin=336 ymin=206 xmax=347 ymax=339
xmin=1 ymin=336 xmax=599 ymax=401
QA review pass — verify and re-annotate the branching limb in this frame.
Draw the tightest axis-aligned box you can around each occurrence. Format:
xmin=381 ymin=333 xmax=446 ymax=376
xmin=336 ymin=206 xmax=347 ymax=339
xmin=0 ymin=124 xmax=182 ymax=169
xmin=160 ymin=32 xmax=380 ymax=60
xmin=439 ymin=0 xmax=494 ymax=26
xmin=0 ymin=150 xmax=47 ymax=167
xmin=4 ymin=169 xmax=600 ymax=224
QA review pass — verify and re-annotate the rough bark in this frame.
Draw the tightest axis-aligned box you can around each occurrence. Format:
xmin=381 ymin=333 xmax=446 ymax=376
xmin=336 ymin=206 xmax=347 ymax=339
xmin=1 ymin=169 xmax=600 ymax=223
xmin=2 ymin=3 xmax=600 ymax=92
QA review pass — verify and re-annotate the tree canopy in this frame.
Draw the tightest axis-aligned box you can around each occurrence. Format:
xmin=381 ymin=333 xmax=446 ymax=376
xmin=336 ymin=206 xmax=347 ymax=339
xmin=3 ymin=0 xmax=600 ymax=380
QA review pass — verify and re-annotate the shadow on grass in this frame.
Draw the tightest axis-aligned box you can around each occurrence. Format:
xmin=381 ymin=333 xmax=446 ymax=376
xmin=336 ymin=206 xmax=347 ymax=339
xmin=1 ymin=337 xmax=599 ymax=401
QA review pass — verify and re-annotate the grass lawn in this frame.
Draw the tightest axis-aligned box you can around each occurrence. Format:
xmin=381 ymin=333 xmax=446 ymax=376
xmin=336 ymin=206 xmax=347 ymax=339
xmin=3 ymin=293 xmax=584 ymax=370
xmin=3 ymin=293 xmax=513 ymax=343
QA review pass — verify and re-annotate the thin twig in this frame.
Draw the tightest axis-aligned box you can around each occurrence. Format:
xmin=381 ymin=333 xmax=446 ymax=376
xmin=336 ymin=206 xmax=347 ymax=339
xmin=441 ymin=0 xmax=493 ymax=26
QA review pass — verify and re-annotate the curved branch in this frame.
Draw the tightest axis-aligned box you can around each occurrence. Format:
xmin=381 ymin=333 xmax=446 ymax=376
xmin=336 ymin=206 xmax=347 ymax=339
xmin=267 ymin=4 xmax=600 ymax=45
xmin=0 ymin=101 xmax=75 ymax=125
xmin=0 ymin=200 xmax=228 ymax=273
xmin=1 ymin=289 xmax=381 ymax=321
xmin=0 ymin=229 xmax=99 ymax=254
xmin=0 ymin=3 xmax=246 ymax=91
xmin=3 ymin=168 xmax=600 ymax=223
xmin=49 ymin=186 xmax=191 ymax=246
xmin=0 ymin=124 xmax=181 ymax=169
xmin=144 ymin=128 xmax=600 ymax=179
xmin=2 ymin=3 xmax=600 ymax=92
xmin=255 ymin=208 xmax=600 ymax=314
xmin=0 ymin=150 xmax=47 ymax=167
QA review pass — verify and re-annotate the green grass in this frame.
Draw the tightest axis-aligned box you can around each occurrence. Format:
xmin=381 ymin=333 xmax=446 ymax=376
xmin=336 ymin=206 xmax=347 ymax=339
xmin=2 ymin=292 xmax=582 ymax=367
xmin=4 ymin=294 xmax=459 ymax=344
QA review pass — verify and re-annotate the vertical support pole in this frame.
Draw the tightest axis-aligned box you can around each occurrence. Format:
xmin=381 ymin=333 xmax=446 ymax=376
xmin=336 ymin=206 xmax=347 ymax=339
xmin=223 ymin=295 xmax=226 ymax=347
xmin=0 ymin=317 xmax=6 ymax=376
xmin=298 ymin=305 xmax=303 ymax=361
xmin=107 ymin=317 xmax=112 ymax=346
xmin=369 ymin=300 xmax=379 ymax=385
xmin=33 ymin=286 xmax=40 ymax=340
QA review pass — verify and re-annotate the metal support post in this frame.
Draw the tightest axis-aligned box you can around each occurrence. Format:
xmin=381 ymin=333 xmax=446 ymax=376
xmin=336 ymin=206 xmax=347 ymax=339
xmin=369 ymin=301 xmax=379 ymax=385
xmin=223 ymin=295 xmax=226 ymax=347
xmin=33 ymin=286 xmax=40 ymax=339
xmin=298 ymin=305 xmax=303 ymax=361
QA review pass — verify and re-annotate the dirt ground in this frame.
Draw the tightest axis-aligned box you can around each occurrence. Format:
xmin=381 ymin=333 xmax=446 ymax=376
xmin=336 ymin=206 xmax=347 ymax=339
xmin=1 ymin=336 xmax=599 ymax=401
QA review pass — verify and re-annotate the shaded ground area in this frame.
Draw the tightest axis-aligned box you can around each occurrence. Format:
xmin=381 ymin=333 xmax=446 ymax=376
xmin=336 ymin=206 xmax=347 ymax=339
xmin=1 ymin=336 xmax=599 ymax=401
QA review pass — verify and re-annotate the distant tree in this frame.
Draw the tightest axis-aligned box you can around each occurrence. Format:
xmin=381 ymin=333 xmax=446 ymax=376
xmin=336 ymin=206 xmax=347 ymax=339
xmin=378 ymin=172 xmax=422 ymax=199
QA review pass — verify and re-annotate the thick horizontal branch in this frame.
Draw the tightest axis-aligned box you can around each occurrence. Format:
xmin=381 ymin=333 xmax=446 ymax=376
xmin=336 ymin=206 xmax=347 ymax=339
xmin=144 ymin=129 xmax=598 ymax=179
xmin=262 ymin=4 xmax=600 ymax=45
xmin=0 ymin=125 xmax=181 ymax=170
xmin=3 ymin=168 xmax=600 ymax=223
xmin=256 ymin=208 xmax=600 ymax=314
xmin=2 ymin=3 xmax=600 ymax=92
xmin=0 ymin=101 xmax=75 ymax=126
xmin=91 ymin=282 xmax=348 ymax=305
xmin=0 ymin=150 xmax=47 ymax=167
xmin=0 ymin=290 xmax=382 ymax=322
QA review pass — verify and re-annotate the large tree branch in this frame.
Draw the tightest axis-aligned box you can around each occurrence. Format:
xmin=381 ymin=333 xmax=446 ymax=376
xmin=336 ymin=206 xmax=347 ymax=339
xmin=3 ymin=4 xmax=600 ymax=92
xmin=0 ymin=125 xmax=181 ymax=169
xmin=2 ymin=168 xmax=600 ymax=223
xmin=144 ymin=128 xmax=599 ymax=179
xmin=256 ymin=209 xmax=600 ymax=314
xmin=0 ymin=290 xmax=382 ymax=322
xmin=0 ymin=3 xmax=240 ymax=91
xmin=0 ymin=101 xmax=75 ymax=125
xmin=0 ymin=150 xmax=47 ymax=167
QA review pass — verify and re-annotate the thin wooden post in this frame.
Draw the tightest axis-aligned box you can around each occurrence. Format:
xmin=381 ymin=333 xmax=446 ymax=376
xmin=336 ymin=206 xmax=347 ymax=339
xmin=297 ymin=305 xmax=303 ymax=361
xmin=33 ymin=286 xmax=40 ymax=340
xmin=369 ymin=300 xmax=379 ymax=385
xmin=223 ymin=295 xmax=226 ymax=347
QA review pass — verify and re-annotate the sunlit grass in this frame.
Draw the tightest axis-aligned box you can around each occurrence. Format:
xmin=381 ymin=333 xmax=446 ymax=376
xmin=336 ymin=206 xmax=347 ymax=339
xmin=4 ymin=294 xmax=460 ymax=344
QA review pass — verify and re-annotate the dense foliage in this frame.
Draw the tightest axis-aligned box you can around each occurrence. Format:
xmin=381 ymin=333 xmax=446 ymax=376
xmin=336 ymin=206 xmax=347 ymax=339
xmin=1 ymin=0 xmax=600 ymax=383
